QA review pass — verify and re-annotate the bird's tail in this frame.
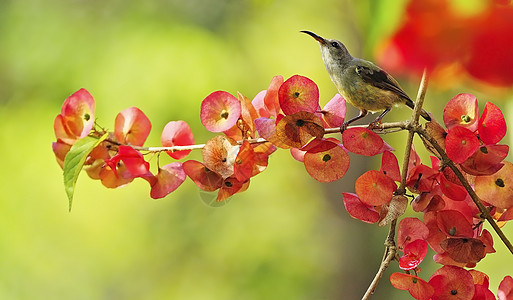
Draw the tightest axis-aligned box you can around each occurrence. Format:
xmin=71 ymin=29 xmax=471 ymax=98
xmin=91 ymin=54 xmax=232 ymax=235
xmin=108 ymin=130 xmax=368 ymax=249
xmin=420 ymin=109 xmax=431 ymax=121
xmin=405 ymin=99 xmax=431 ymax=121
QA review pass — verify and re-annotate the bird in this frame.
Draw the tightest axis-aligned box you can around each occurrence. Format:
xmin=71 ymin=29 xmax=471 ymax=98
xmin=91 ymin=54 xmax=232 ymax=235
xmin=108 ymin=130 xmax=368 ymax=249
xmin=301 ymin=30 xmax=431 ymax=131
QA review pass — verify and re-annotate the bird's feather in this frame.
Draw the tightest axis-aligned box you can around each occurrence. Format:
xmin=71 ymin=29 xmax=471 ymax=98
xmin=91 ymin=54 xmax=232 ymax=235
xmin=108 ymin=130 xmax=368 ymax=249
xmin=354 ymin=64 xmax=430 ymax=120
xmin=355 ymin=64 xmax=413 ymax=105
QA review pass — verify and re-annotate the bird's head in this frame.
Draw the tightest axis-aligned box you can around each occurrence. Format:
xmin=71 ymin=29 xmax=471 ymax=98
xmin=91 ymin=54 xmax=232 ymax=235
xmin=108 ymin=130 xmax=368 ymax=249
xmin=301 ymin=31 xmax=352 ymax=65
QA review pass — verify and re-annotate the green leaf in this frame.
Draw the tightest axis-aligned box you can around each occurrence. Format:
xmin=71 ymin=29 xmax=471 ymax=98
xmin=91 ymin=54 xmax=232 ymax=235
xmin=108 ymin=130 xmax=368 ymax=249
xmin=63 ymin=133 xmax=109 ymax=211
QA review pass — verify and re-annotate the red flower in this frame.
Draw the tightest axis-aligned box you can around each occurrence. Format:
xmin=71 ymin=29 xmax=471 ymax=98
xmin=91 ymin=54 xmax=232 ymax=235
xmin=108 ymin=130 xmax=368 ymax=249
xmin=390 ymin=272 xmax=434 ymax=300
xmin=105 ymin=145 xmax=150 ymax=178
xmin=278 ymin=75 xmax=319 ymax=115
xmin=201 ymin=91 xmax=241 ymax=132
xmin=443 ymin=94 xmax=479 ymax=132
xmin=399 ymin=239 xmax=428 ymax=270
xmin=428 ymin=265 xmax=475 ymax=300
xmin=161 ymin=120 xmax=194 ymax=159
xmin=146 ymin=162 xmax=186 ymax=199
xmin=479 ymin=102 xmax=507 ymax=145
xmin=114 ymin=107 xmax=151 ymax=146
xmin=54 ymin=89 xmax=96 ymax=143
xmin=355 ymin=170 xmax=397 ymax=206
xmin=342 ymin=193 xmax=380 ymax=224
xmin=445 ymin=126 xmax=479 ymax=164
xmin=498 ymin=276 xmax=513 ymax=300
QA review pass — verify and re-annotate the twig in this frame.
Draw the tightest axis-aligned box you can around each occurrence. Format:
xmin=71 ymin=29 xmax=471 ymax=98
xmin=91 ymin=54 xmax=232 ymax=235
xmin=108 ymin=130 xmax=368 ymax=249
xmin=324 ymin=122 xmax=408 ymax=135
xmin=98 ymin=125 xmax=410 ymax=153
xmin=361 ymin=219 xmax=398 ymax=300
xmin=138 ymin=144 xmax=206 ymax=152
xmin=97 ymin=138 xmax=269 ymax=153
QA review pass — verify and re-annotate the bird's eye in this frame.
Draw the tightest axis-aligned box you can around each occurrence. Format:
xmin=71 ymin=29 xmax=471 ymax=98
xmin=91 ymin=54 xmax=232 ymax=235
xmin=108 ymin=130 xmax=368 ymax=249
xmin=331 ymin=42 xmax=340 ymax=48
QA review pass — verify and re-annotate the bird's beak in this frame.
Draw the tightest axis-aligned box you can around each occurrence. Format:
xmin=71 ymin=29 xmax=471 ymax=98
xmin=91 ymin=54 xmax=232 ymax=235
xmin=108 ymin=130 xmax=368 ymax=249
xmin=300 ymin=31 xmax=327 ymax=45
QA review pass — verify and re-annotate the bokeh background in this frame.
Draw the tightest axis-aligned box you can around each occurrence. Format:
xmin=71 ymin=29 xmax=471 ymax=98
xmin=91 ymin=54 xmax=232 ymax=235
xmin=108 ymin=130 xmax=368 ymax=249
xmin=1 ymin=0 xmax=512 ymax=299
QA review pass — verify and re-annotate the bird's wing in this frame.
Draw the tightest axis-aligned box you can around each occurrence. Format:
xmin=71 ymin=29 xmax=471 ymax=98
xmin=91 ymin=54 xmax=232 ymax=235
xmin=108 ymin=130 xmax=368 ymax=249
xmin=354 ymin=62 xmax=412 ymax=102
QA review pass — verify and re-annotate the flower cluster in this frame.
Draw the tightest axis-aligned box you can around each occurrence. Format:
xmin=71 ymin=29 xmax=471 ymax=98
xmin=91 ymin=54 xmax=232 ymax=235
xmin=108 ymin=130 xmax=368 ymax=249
xmin=190 ymin=75 xmax=353 ymax=200
xmin=336 ymin=93 xmax=512 ymax=299
xmin=358 ymin=93 xmax=512 ymax=299
xmin=52 ymin=76 xmax=513 ymax=299
xmin=52 ymin=75 xmax=398 ymax=203
xmin=53 ymin=89 xmax=192 ymax=199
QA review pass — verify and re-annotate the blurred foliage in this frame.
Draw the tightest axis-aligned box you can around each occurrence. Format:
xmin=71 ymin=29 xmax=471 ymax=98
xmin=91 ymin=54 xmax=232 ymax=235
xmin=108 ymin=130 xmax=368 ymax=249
xmin=0 ymin=0 xmax=512 ymax=299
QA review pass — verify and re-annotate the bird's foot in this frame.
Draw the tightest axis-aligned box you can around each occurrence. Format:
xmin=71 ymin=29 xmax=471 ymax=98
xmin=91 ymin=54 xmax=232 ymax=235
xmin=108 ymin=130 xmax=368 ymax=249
xmin=367 ymin=120 xmax=383 ymax=131
xmin=340 ymin=122 xmax=349 ymax=133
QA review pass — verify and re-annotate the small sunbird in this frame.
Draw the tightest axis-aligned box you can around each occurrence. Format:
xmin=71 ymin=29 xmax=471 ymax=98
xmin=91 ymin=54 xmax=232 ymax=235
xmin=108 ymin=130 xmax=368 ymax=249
xmin=301 ymin=31 xmax=431 ymax=130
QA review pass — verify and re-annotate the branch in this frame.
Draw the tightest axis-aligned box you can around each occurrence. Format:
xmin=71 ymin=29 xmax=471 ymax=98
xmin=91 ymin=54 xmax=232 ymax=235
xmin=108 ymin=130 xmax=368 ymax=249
xmin=398 ymin=69 xmax=429 ymax=195
xmin=362 ymin=69 xmax=430 ymax=300
xmin=416 ymin=126 xmax=513 ymax=255
xmin=99 ymin=125 xmax=410 ymax=154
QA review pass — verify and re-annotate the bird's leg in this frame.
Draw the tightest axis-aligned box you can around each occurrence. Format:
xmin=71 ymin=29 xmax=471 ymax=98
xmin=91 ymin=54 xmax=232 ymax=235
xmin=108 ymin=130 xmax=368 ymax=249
xmin=340 ymin=109 xmax=368 ymax=132
xmin=368 ymin=107 xmax=391 ymax=130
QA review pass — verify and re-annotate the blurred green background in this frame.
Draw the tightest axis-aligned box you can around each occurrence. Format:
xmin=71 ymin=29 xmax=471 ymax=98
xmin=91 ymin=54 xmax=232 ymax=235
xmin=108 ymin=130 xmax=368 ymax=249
xmin=1 ymin=0 xmax=512 ymax=299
